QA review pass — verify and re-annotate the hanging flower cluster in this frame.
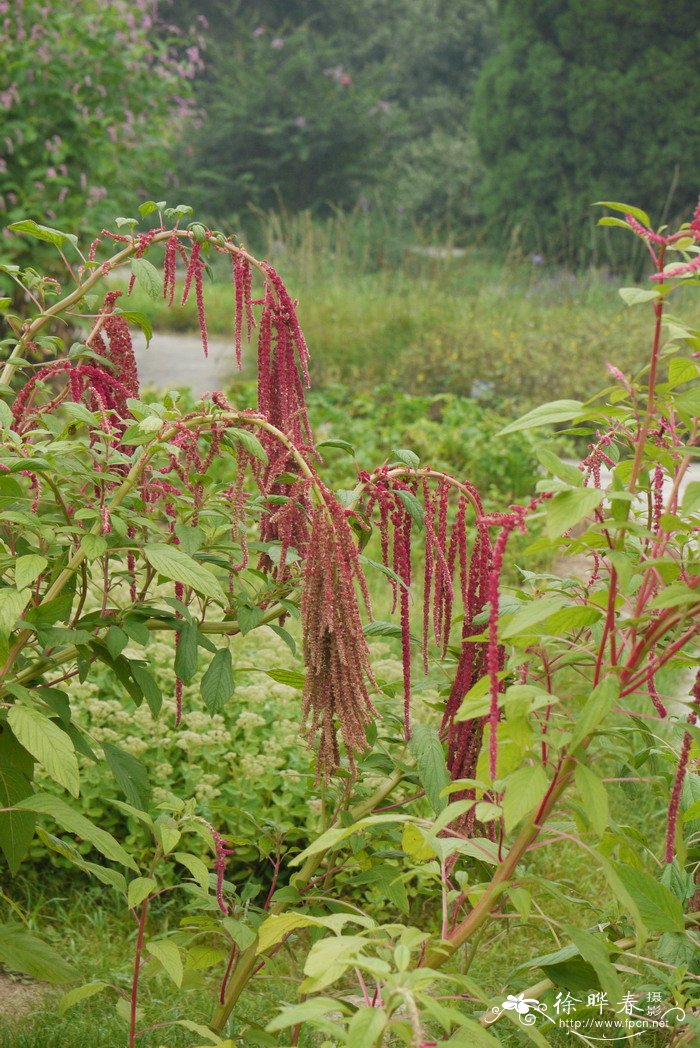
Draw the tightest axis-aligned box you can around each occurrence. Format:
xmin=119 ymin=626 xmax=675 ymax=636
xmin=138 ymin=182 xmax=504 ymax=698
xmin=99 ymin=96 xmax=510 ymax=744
xmin=301 ymin=487 xmax=376 ymax=781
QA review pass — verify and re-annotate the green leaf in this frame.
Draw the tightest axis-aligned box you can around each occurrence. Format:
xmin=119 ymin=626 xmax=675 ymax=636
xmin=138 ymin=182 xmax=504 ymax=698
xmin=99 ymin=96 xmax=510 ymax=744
xmin=266 ymin=997 xmax=350 ymax=1033
xmin=128 ymin=877 xmax=157 ymax=908
xmin=563 ymin=925 xmax=623 ymax=1004
xmin=498 ymin=399 xmax=583 ymax=435
xmin=0 ymin=763 xmax=36 ymax=874
xmin=611 ymin=863 xmax=685 ymax=933
xmin=392 ymin=448 xmax=420 ymax=468
xmin=131 ymin=664 xmax=163 ymax=717
xmin=118 ymin=310 xmax=153 ymax=348
xmin=593 ymin=201 xmax=652 ymax=227
xmin=546 ymin=488 xmax=604 ymax=538
xmin=682 ymin=481 xmax=700 ymax=516
xmin=224 ymin=428 xmax=268 ymax=464
xmin=574 ymin=764 xmax=609 ymax=835
xmin=502 ymin=765 xmax=548 ymax=832
xmin=263 ymin=668 xmax=305 ymax=689
xmin=103 ymin=741 xmax=150 ymax=811
xmin=130 ymin=257 xmax=161 ymax=300
xmin=145 ymin=543 xmax=226 ymax=603
xmin=80 ymin=534 xmax=107 ymax=561
xmin=59 ymin=982 xmax=108 ymax=1014
xmin=317 ymin=438 xmax=355 ymax=456
xmin=363 ymin=620 xmax=403 ymax=639
xmin=409 ymin=724 xmax=449 ymax=814
xmin=536 ymin=450 xmax=582 ymax=486
xmin=675 ymin=388 xmax=700 ymax=417
xmin=347 ymin=1007 xmax=387 ymax=1046
xmin=397 ymin=489 xmax=424 ymax=529
xmin=146 ymin=939 xmax=183 ymax=987
xmin=290 ymin=814 xmax=412 ymax=866
xmin=569 ymin=678 xmax=619 ymax=752
xmin=442 ymin=1019 xmax=503 ymax=1046
xmin=175 ymin=621 xmax=198 ymax=682
xmin=201 ymin=648 xmax=234 ymax=714
xmin=257 ymin=913 xmax=316 ymax=954
xmin=0 ymin=587 xmax=31 ymax=639
xmin=14 ymin=555 xmax=47 ymax=590
xmin=618 ymin=287 xmax=660 ymax=306
xmin=501 ymin=595 xmax=568 ymax=639
xmin=7 ymin=706 xmax=79 ymax=797
xmin=173 ymin=851 xmax=210 ymax=891
xmin=0 ymin=924 xmax=76 ymax=984
xmin=8 ymin=220 xmax=78 ymax=249
xmin=16 ymin=793 xmax=138 ymax=870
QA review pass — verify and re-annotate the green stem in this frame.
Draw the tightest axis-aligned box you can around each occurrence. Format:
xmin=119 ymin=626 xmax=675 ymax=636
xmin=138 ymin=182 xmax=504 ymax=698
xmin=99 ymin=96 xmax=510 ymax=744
xmin=209 ymin=763 xmax=407 ymax=1035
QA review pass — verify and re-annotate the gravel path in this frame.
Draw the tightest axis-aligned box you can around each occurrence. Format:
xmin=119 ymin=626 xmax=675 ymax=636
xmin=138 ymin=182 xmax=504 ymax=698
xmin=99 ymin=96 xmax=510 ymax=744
xmin=132 ymin=331 xmax=238 ymax=397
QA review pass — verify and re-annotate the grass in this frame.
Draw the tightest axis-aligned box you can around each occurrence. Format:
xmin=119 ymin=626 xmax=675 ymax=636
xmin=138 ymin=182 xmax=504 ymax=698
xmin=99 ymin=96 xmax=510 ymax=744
xmin=117 ymin=242 xmax=671 ymax=415
xmin=0 ymin=773 xmax=677 ymax=1048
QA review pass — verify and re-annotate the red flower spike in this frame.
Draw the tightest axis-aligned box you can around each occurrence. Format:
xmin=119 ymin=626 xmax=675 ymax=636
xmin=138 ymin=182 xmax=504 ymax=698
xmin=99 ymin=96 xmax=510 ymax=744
xmin=665 ymin=671 xmax=699 ymax=863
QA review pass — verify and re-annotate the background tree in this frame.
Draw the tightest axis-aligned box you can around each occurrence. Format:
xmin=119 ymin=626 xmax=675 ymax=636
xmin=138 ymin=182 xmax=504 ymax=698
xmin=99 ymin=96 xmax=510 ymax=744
xmin=175 ymin=0 xmax=497 ymax=232
xmin=0 ymin=0 xmax=202 ymax=267
xmin=472 ymin=0 xmax=700 ymax=262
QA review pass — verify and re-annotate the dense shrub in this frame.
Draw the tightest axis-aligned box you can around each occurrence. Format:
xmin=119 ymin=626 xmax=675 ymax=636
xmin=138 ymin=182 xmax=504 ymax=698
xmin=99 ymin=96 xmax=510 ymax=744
xmin=472 ymin=0 xmax=700 ymax=263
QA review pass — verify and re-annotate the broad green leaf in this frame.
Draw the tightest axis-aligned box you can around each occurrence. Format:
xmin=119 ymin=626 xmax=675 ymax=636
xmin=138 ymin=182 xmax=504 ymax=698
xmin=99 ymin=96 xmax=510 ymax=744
xmin=266 ymin=998 xmax=351 ymax=1032
xmin=201 ymin=648 xmax=234 ymax=714
xmin=392 ymin=448 xmax=420 ymax=468
xmin=501 ymin=595 xmax=568 ymax=639
xmin=103 ymin=741 xmax=150 ymax=811
xmin=569 ymin=678 xmax=619 ymax=752
xmin=546 ymin=488 xmax=603 ymax=538
xmin=185 ymin=945 xmax=228 ymax=970
xmin=317 ymin=438 xmax=355 ymax=455
xmin=574 ymin=764 xmax=609 ymax=835
xmin=402 ymin=822 xmax=438 ymax=861
xmin=536 ymin=449 xmax=583 ymax=486
xmin=224 ymin=428 xmax=268 ymax=464
xmin=502 ymin=765 xmax=548 ymax=832
xmin=80 ymin=534 xmax=107 ymax=561
xmin=498 ymin=399 xmax=583 ymax=435
xmin=593 ymin=201 xmax=652 ymax=226
xmin=128 ymin=877 xmax=156 ymax=908
xmin=8 ymin=706 xmax=79 ymax=797
xmin=0 ymin=587 xmax=31 ymax=639
xmin=174 ymin=621 xmax=198 ymax=682
xmin=618 ymin=287 xmax=660 ymax=306
xmin=144 ymin=544 xmax=226 ymax=603
xmin=443 ymin=1019 xmax=503 ymax=1046
xmin=263 ymin=668 xmax=305 ymax=688
xmin=173 ymin=851 xmax=210 ymax=891
xmin=363 ymin=620 xmax=403 ymax=639
xmin=16 ymin=793 xmax=138 ymax=870
xmin=347 ymin=1007 xmax=387 ymax=1046
xmin=130 ymin=664 xmax=163 ymax=717
xmin=675 ymin=388 xmax=700 ymax=416
xmin=256 ymin=913 xmax=316 ymax=954
xmin=0 ymin=924 xmax=76 ymax=984
xmin=119 ymin=310 xmax=153 ymax=348
xmin=0 ymin=763 xmax=35 ymax=874
xmin=14 ymin=555 xmax=47 ymax=590
xmin=290 ymin=814 xmax=412 ymax=866
xmin=611 ymin=863 xmax=685 ymax=933
xmin=130 ymin=257 xmax=161 ymax=300
xmin=8 ymin=220 xmax=78 ymax=249
xmin=146 ymin=939 xmax=183 ymax=987
xmin=59 ymin=982 xmax=108 ymax=1014
xmin=37 ymin=829 xmax=127 ymax=893
xmin=563 ymin=925 xmax=623 ymax=1004
xmin=397 ymin=488 xmax=424 ymax=529
xmin=409 ymin=723 xmax=450 ymax=814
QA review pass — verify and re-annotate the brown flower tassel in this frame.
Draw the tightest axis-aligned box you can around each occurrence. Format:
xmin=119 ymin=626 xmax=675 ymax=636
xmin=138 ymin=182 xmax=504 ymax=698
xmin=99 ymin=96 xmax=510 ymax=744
xmin=301 ymin=491 xmax=376 ymax=781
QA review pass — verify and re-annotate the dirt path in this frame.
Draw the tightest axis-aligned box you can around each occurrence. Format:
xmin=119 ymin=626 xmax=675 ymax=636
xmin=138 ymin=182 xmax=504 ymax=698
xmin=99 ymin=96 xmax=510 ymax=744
xmin=132 ymin=331 xmax=238 ymax=397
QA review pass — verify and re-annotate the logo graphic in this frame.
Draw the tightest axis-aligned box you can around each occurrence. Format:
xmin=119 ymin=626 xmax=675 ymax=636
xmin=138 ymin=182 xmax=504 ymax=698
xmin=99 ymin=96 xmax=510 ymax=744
xmin=485 ymin=988 xmax=688 ymax=1041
